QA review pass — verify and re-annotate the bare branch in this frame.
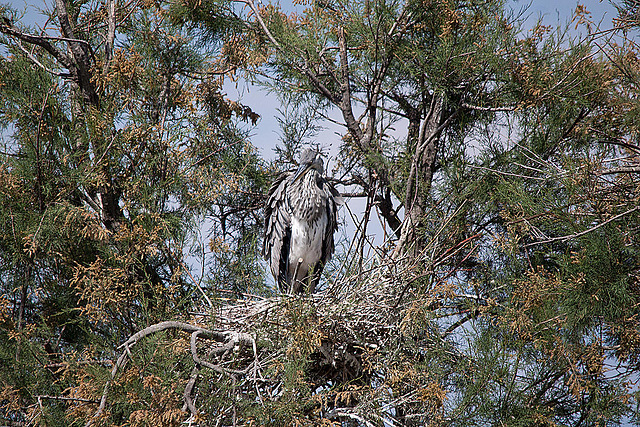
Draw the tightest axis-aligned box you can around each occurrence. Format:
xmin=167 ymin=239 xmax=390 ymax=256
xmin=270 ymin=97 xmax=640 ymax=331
xmin=53 ymin=0 xmax=99 ymax=106
xmin=325 ymin=408 xmax=377 ymax=427
xmin=120 ymin=321 xmax=228 ymax=348
xmin=461 ymin=102 xmax=518 ymax=112
xmin=88 ymin=321 xmax=256 ymax=426
xmin=14 ymin=41 xmax=70 ymax=77
xmin=37 ymin=395 xmax=99 ymax=404
xmin=54 ymin=0 xmax=77 ymax=41
xmin=600 ymin=166 xmax=640 ymax=175
xmin=182 ymin=366 xmax=200 ymax=417
xmin=469 ymin=164 xmax=547 ymax=181
xmin=337 ymin=26 xmax=365 ymax=144
xmin=524 ymin=205 xmax=640 ymax=248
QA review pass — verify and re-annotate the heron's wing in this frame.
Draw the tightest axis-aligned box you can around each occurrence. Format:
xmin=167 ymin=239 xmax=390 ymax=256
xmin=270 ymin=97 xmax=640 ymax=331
xmin=329 ymin=183 xmax=345 ymax=206
xmin=321 ymin=180 xmax=339 ymax=266
xmin=307 ymin=180 xmax=339 ymax=294
xmin=263 ymin=172 xmax=292 ymax=289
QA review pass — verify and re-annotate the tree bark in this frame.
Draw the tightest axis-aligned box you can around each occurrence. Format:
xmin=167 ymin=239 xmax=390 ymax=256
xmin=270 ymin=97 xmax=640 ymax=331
xmin=393 ymin=93 xmax=445 ymax=258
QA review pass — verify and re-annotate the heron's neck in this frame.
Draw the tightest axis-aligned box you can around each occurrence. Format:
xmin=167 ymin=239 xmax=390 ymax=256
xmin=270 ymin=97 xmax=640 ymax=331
xmin=290 ymin=170 xmax=325 ymax=220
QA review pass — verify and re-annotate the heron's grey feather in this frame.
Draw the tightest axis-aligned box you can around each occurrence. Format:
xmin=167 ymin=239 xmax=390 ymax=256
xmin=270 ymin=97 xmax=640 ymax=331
xmin=263 ymin=172 xmax=291 ymax=286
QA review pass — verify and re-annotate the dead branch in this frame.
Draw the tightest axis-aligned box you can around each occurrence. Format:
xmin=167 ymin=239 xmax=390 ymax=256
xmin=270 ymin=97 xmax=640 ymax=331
xmin=182 ymin=366 xmax=200 ymax=417
xmin=0 ymin=17 xmax=73 ymax=70
xmin=325 ymin=408 xmax=377 ymax=427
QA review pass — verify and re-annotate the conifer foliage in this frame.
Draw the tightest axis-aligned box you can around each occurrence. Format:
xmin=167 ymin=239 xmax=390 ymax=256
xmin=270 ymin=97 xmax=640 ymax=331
xmin=1 ymin=0 xmax=640 ymax=426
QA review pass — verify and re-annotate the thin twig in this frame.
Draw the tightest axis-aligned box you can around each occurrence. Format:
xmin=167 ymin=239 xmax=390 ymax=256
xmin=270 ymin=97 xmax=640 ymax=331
xmin=37 ymin=395 xmax=98 ymax=404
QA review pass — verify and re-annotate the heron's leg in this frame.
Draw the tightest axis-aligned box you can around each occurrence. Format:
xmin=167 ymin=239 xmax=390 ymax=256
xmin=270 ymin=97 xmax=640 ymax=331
xmin=291 ymin=257 xmax=303 ymax=294
xmin=307 ymin=263 xmax=322 ymax=294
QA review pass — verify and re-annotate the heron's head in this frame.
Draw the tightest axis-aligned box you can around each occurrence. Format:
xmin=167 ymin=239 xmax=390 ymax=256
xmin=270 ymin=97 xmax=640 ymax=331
xmin=292 ymin=149 xmax=323 ymax=183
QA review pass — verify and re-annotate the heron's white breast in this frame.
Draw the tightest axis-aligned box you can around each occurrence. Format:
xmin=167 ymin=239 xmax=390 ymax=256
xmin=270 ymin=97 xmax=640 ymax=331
xmin=289 ymin=215 xmax=327 ymax=270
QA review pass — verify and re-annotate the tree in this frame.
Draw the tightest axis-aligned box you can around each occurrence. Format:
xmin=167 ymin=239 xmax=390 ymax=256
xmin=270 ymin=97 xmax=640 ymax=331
xmin=190 ymin=0 xmax=541 ymax=258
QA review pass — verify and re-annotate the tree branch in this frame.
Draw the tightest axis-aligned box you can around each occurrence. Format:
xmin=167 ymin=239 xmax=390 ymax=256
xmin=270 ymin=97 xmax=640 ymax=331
xmin=88 ymin=321 xmax=256 ymax=427
xmin=524 ymin=205 xmax=640 ymax=248
xmin=600 ymin=166 xmax=640 ymax=175
xmin=54 ymin=0 xmax=99 ymax=106
xmin=0 ymin=17 xmax=73 ymax=70
xmin=325 ymin=408 xmax=377 ymax=427
xmin=103 ymin=0 xmax=116 ymax=72
xmin=337 ymin=26 xmax=364 ymax=145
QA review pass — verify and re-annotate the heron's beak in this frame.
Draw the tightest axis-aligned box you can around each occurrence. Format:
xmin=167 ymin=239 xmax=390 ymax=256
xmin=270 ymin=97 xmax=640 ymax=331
xmin=291 ymin=162 xmax=313 ymax=184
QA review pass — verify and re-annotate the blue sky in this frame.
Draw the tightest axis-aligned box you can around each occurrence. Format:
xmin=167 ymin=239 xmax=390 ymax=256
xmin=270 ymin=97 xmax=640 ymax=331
xmin=515 ymin=0 xmax=615 ymax=22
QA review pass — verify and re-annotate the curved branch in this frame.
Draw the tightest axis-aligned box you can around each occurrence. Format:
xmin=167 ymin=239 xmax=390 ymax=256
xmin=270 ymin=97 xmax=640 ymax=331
xmin=183 ymin=366 xmax=200 ymax=417
xmin=325 ymin=408 xmax=377 ymax=427
xmin=88 ymin=321 xmax=256 ymax=427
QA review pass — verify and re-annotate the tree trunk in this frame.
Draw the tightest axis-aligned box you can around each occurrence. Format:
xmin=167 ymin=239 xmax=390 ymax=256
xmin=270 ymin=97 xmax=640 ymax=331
xmin=393 ymin=94 xmax=444 ymax=258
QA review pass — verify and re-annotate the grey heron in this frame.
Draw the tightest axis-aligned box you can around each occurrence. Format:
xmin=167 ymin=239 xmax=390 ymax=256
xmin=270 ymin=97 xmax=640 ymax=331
xmin=263 ymin=149 xmax=339 ymax=294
